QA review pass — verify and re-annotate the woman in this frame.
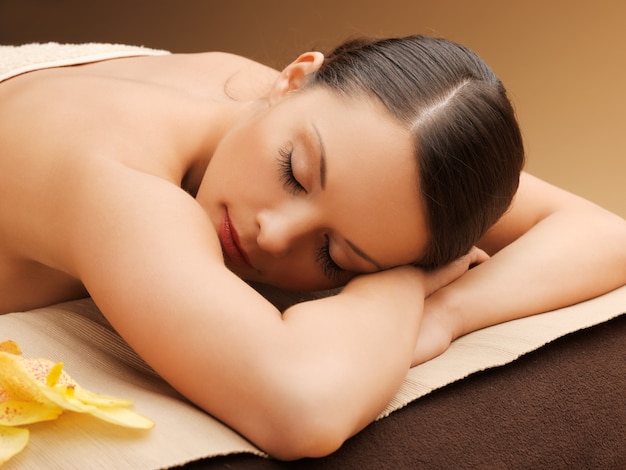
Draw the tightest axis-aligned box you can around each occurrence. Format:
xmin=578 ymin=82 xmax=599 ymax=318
xmin=0 ymin=35 xmax=624 ymax=459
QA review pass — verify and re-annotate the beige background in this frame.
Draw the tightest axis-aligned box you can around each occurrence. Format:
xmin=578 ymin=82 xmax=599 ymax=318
xmin=1 ymin=0 xmax=624 ymax=216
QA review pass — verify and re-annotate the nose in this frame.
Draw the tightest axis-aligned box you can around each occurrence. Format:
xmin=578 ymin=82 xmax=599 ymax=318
xmin=256 ymin=204 xmax=320 ymax=257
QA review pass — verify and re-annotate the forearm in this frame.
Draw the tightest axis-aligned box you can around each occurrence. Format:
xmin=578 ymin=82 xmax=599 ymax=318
xmin=272 ymin=267 xmax=425 ymax=456
xmin=435 ymin=206 xmax=626 ymax=341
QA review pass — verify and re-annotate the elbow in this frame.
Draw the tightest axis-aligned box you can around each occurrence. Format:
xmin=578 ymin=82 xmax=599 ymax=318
xmin=240 ymin=344 xmax=408 ymax=459
xmin=604 ymin=210 xmax=626 ymax=264
xmin=263 ymin=420 xmax=346 ymax=461
xmin=245 ymin=361 xmax=378 ymax=460
xmin=596 ymin=210 xmax=626 ymax=289
xmin=255 ymin=384 xmax=354 ymax=460
xmin=615 ymin=216 xmax=626 ymax=281
xmin=576 ymin=206 xmax=626 ymax=288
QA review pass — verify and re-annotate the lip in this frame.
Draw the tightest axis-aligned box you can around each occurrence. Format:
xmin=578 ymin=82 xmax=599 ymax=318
xmin=219 ymin=209 xmax=253 ymax=269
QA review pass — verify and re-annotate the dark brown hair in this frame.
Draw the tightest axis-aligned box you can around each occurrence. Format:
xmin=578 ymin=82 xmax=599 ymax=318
xmin=307 ymin=35 xmax=525 ymax=268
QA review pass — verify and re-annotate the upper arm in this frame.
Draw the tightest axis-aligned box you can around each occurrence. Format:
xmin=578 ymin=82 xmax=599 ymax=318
xmin=477 ymin=171 xmax=597 ymax=254
xmin=63 ymin=159 xmax=293 ymax=429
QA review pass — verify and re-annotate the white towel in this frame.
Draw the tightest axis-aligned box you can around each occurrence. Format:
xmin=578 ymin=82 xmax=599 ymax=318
xmin=0 ymin=42 xmax=169 ymax=83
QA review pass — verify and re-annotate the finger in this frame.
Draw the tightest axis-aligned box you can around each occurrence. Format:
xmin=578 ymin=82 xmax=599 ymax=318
xmin=467 ymin=246 xmax=490 ymax=267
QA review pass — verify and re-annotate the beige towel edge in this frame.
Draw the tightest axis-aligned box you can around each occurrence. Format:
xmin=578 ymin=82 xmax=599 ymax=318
xmin=0 ymin=42 xmax=170 ymax=83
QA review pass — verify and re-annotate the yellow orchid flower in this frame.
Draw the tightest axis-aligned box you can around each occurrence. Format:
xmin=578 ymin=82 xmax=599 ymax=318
xmin=0 ymin=340 xmax=154 ymax=465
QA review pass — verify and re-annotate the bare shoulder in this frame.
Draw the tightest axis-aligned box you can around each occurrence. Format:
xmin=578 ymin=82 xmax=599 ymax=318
xmin=57 ymin=50 xmax=280 ymax=100
xmin=167 ymin=51 xmax=279 ymax=100
xmin=0 ymin=57 xmax=206 ymax=289
xmin=478 ymin=172 xmax=604 ymax=253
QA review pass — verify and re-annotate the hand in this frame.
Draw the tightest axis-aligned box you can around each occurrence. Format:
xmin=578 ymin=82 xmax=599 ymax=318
xmin=423 ymin=246 xmax=489 ymax=297
xmin=411 ymin=247 xmax=489 ymax=366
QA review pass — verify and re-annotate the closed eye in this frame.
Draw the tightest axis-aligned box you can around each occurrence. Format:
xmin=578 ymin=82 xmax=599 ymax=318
xmin=277 ymin=145 xmax=306 ymax=195
xmin=316 ymin=235 xmax=344 ymax=281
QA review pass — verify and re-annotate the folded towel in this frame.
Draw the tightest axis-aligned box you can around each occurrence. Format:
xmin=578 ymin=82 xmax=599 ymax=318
xmin=0 ymin=42 xmax=169 ymax=83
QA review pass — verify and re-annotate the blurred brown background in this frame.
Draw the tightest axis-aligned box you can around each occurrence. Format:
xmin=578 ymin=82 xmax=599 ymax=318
xmin=1 ymin=0 xmax=624 ymax=216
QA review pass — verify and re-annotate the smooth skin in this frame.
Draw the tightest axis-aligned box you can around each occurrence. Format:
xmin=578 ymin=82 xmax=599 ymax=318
xmin=0 ymin=50 xmax=625 ymax=459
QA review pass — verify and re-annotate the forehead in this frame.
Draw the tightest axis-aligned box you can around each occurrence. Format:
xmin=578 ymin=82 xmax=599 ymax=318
xmin=297 ymin=89 xmax=429 ymax=268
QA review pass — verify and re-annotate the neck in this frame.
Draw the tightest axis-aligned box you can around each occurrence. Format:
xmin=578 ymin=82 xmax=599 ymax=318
xmin=181 ymin=98 xmax=268 ymax=197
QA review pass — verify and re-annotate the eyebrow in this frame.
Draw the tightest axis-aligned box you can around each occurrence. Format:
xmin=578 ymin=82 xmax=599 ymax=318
xmin=346 ymin=240 xmax=384 ymax=271
xmin=311 ymin=123 xmax=384 ymax=272
xmin=312 ymin=123 xmax=327 ymax=190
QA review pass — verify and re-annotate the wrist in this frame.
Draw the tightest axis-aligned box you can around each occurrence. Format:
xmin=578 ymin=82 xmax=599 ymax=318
xmin=425 ymin=286 xmax=464 ymax=342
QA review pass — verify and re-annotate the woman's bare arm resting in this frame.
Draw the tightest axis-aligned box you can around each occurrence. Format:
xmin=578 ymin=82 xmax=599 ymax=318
xmin=64 ymin=159 xmax=429 ymax=459
xmin=413 ymin=172 xmax=626 ymax=365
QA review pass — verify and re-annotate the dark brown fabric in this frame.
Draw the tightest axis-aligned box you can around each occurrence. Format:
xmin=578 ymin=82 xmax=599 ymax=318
xmin=179 ymin=313 xmax=626 ymax=470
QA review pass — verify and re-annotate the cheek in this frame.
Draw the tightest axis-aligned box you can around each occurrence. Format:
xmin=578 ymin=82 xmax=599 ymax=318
xmin=214 ymin=125 xmax=280 ymax=195
xmin=204 ymin=148 xmax=260 ymax=202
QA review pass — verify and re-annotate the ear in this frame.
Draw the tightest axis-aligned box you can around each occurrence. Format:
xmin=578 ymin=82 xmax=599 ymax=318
xmin=268 ymin=51 xmax=324 ymax=105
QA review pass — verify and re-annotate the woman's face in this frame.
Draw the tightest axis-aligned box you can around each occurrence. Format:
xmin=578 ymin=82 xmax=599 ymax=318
xmin=198 ymin=86 xmax=429 ymax=291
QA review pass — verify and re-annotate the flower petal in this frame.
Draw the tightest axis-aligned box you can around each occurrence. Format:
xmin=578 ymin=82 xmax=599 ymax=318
xmin=0 ymin=341 xmax=21 ymax=355
xmin=0 ymin=343 xmax=154 ymax=430
xmin=0 ymin=400 xmax=62 ymax=426
xmin=81 ymin=405 xmax=155 ymax=429
xmin=0 ymin=353 xmax=58 ymax=405
xmin=0 ymin=425 xmax=29 ymax=465
xmin=71 ymin=386 xmax=134 ymax=408
xmin=42 ymin=385 xmax=154 ymax=429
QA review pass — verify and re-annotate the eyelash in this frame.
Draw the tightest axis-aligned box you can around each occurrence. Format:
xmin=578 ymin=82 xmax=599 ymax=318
xmin=277 ymin=146 xmax=343 ymax=281
xmin=277 ymin=146 xmax=306 ymax=195
xmin=316 ymin=235 xmax=344 ymax=282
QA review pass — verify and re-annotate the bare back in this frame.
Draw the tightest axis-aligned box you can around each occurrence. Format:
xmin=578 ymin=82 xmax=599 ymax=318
xmin=0 ymin=51 xmax=277 ymax=313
